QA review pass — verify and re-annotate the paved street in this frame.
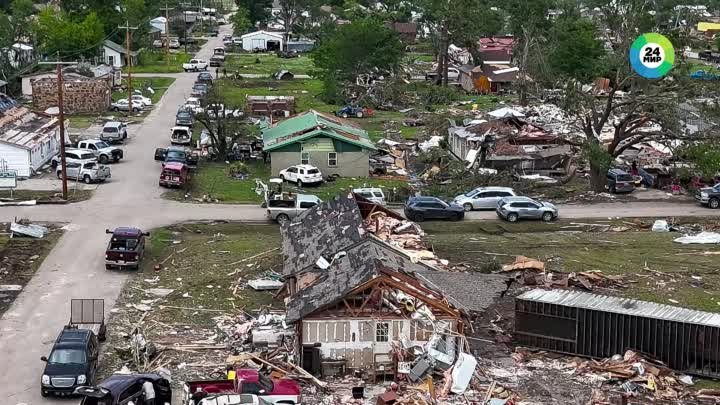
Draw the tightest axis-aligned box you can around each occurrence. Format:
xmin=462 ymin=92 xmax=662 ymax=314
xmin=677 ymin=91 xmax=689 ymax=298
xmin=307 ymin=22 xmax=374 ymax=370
xmin=0 ymin=20 xmax=716 ymax=405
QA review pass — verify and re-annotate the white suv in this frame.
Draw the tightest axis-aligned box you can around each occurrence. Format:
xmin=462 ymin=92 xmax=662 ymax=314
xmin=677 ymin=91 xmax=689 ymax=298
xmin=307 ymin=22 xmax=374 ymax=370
xmin=279 ymin=164 xmax=323 ymax=187
xmin=453 ymin=186 xmax=517 ymax=211
xmin=51 ymin=148 xmax=97 ymax=169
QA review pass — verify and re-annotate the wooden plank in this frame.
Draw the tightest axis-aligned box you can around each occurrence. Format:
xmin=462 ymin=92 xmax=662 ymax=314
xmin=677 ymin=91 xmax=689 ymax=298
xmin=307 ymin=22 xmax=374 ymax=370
xmin=309 ymin=322 xmax=318 ymax=342
xmin=303 ymin=322 xmax=310 ymax=343
xmin=319 ymin=321 xmax=327 ymax=342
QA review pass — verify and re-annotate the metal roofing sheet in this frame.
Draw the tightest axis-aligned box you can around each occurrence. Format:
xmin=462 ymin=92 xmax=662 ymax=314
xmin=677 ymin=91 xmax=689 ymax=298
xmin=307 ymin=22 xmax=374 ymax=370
xmin=518 ymin=289 xmax=720 ymax=328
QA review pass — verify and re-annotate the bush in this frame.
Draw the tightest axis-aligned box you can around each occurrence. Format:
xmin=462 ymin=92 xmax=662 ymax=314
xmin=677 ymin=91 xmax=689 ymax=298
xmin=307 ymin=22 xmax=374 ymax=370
xmin=225 ymin=162 xmax=249 ymax=178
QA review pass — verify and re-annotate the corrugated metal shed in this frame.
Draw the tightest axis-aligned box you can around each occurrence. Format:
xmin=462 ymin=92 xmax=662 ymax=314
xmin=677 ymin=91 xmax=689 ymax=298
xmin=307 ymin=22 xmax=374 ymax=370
xmin=518 ymin=289 xmax=720 ymax=328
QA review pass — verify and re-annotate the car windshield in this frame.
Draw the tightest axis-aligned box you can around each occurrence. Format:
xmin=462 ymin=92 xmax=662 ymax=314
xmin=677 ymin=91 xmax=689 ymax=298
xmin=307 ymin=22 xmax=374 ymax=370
xmin=617 ymin=174 xmax=633 ymax=181
xmin=80 ymin=153 xmax=95 ymax=160
xmin=307 ymin=169 xmax=320 ymax=174
xmin=167 ymin=150 xmax=186 ymax=160
xmin=49 ymin=348 xmax=86 ymax=364
xmin=95 ymin=141 xmax=110 ymax=149
xmin=464 ymin=190 xmax=478 ymax=197
xmin=178 ymin=113 xmax=191 ymax=119
xmin=258 ymin=374 xmax=274 ymax=393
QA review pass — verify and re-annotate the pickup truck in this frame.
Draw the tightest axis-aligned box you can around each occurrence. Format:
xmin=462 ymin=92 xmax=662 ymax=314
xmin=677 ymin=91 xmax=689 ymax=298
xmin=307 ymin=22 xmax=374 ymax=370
xmin=41 ymin=299 xmax=106 ymax=397
xmin=155 ymin=146 xmax=199 ymax=169
xmin=76 ymin=139 xmax=124 ymax=164
xmin=267 ymin=193 xmax=321 ymax=223
xmin=183 ymin=369 xmax=301 ymax=405
xmin=105 ymin=227 xmax=149 ymax=270
xmin=183 ymin=59 xmax=209 ymax=72
xmin=60 ymin=161 xmax=111 ymax=184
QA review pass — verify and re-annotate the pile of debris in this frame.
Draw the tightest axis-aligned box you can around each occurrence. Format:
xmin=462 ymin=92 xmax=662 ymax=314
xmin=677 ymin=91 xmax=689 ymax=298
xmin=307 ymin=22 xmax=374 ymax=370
xmin=501 ymin=256 xmax=626 ymax=291
xmin=513 ymin=348 xmax=705 ymax=403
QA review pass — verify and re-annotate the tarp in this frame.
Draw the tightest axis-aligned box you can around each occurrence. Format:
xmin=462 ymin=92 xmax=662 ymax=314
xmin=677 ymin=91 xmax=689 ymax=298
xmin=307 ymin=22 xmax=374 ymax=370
xmin=488 ymin=107 xmax=525 ymax=119
xmin=674 ymin=232 xmax=720 ymax=244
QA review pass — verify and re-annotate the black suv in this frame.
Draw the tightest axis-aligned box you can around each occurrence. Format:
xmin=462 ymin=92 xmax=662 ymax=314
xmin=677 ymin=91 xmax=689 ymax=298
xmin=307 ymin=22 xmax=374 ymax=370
xmin=41 ymin=327 xmax=99 ymax=397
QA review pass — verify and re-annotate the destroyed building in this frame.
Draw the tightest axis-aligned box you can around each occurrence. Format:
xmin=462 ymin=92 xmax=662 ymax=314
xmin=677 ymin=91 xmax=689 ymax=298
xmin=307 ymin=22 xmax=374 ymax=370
xmin=515 ymin=289 xmax=720 ymax=379
xmin=280 ymin=194 xmax=509 ymax=381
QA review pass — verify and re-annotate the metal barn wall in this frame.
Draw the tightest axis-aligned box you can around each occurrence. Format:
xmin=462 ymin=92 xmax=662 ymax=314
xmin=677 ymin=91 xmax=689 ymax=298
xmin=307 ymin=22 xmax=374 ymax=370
xmin=514 ymin=298 xmax=720 ymax=378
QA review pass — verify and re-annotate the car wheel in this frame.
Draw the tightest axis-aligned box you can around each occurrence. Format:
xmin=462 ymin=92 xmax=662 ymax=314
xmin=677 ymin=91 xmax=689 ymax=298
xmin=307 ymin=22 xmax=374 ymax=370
xmin=105 ymin=264 xmax=112 ymax=270
xmin=710 ymin=198 xmax=720 ymax=209
xmin=132 ymin=108 xmax=139 ymax=112
xmin=341 ymin=113 xmax=348 ymax=118
xmin=542 ymin=212 xmax=554 ymax=222
xmin=297 ymin=179 xmax=303 ymax=188
xmin=99 ymin=155 xmax=109 ymax=164
xmin=184 ymin=69 xmax=189 ymax=72
xmin=277 ymin=214 xmax=290 ymax=224
xmin=610 ymin=185 xmax=616 ymax=194
xmin=83 ymin=175 xmax=92 ymax=184
xmin=280 ymin=174 xmax=285 ymax=182
xmin=51 ymin=160 xmax=58 ymax=169
xmin=40 ymin=389 xmax=49 ymax=398
xmin=463 ymin=203 xmax=473 ymax=212
xmin=413 ymin=213 xmax=424 ymax=222
xmin=113 ymin=107 xmax=120 ymax=112
xmin=506 ymin=213 xmax=519 ymax=223
xmin=56 ymin=171 xmax=62 ymax=179
xmin=356 ymin=111 xmax=363 ymax=118
xmin=114 ymin=156 xmax=120 ymax=162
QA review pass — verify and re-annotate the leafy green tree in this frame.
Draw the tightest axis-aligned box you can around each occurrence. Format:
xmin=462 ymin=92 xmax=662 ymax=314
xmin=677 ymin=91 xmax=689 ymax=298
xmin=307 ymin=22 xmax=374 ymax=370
xmin=230 ymin=7 xmax=252 ymax=35
xmin=681 ymin=142 xmax=720 ymax=180
xmin=548 ymin=17 xmax=605 ymax=82
xmin=294 ymin=0 xmax=335 ymax=41
xmin=34 ymin=9 xmax=105 ymax=58
xmin=311 ymin=18 xmax=404 ymax=102
xmin=235 ymin=0 xmax=271 ymax=26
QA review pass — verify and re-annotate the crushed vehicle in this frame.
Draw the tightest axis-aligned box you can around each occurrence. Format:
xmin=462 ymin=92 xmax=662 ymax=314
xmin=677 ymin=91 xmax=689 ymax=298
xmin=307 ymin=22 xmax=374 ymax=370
xmin=696 ymin=183 xmax=720 ymax=208
xmin=404 ymin=196 xmax=464 ymax=222
xmin=183 ymin=369 xmax=302 ymax=405
xmin=183 ymin=59 xmax=209 ymax=72
xmin=335 ymin=105 xmax=374 ymax=118
xmin=104 ymin=227 xmax=149 ymax=270
xmin=159 ymin=162 xmax=189 ymax=188
xmin=60 ymin=161 xmax=111 ymax=184
xmin=75 ymin=373 xmax=171 ymax=405
xmin=76 ymin=139 xmax=124 ymax=164
xmin=155 ymin=145 xmax=199 ymax=169
xmin=171 ymin=126 xmax=193 ymax=145
xmin=41 ymin=299 xmax=106 ymax=397
xmin=278 ymin=164 xmax=323 ymax=187
xmin=99 ymin=121 xmax=128 ymax=143
xmin=453 ymin=186 xmax=517 ymax=211
xmin=496 ymin=196 xmax=558 ymax=222
xmin=51 ymin=148 xmax=97 ymax=168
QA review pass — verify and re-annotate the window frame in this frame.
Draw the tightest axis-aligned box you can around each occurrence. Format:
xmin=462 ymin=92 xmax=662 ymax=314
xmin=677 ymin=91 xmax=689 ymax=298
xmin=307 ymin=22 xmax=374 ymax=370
xmin=328 ymin=152 xmax=338 ymax=167
xmin=300 ymin=152 xmax=309 ymax=165
xmin=376 ymin=322 xmax=390 ymax=342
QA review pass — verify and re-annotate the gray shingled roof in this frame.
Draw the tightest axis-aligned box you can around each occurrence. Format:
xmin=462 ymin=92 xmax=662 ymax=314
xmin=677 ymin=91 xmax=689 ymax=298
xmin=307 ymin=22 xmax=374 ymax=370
xmin=414 ymin=271 xmax=510 ymax=312
xmin=280 ymin=195 xmax=365 ymax=276
xmin=285 ymin=237 xmax=436 ymax=323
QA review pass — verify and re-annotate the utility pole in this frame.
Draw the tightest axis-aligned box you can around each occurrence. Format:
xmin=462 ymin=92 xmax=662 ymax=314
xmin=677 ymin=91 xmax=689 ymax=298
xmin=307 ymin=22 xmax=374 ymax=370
xmin=181 ymin=3 xmax=189 ymax=54
xmin=118 ymin=21 xmax=138 ymax=108
xmin=38 ymin=55 xmax=76 ymax=200
xmin=160 ymin=2 xmax=172 ymax=72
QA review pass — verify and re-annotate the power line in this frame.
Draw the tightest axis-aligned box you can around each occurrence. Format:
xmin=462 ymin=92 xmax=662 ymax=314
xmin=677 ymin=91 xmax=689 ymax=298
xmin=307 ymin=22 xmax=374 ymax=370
xmin=118 ymin=21 xmax=139 ymax=107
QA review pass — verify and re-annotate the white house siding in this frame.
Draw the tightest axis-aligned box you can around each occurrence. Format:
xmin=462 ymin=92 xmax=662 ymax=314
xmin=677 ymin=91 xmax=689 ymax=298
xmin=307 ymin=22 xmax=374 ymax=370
xmin=241 ymin=32 xmax=284 ymax=51
xmin=301 ymin=319 xmax=455 ymax=369
xmin=0 ymin=143 xmax=31 ymax=177
xmin=28 ymin=130 xmax=59 ymax=173
xmin=104 ymin=47 xmax=123 ymax=68
xmin=22 ymin=73 xmax=56 ymax=97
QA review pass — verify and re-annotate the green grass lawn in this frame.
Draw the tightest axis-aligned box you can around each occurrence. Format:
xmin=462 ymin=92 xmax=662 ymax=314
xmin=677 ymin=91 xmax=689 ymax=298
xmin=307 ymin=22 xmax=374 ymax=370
xmin=165 ymin=161 xmax=407 ymax=203
xmin=218 ymin=77 xmax=333 ymax=112
xmin=224 ymin=54 xmax=315 ymax=76
xmin=131 ymin=50 xmax=192 ymax=73
xmin=67 ymin=114 xmax=98 ymax=130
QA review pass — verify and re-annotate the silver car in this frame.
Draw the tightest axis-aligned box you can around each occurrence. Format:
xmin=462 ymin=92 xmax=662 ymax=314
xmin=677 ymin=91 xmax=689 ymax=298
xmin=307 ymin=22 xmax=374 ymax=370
xmin=453 ymin=187 xmax=516 ymax=211
xmin=58 ymin=161 xmax=111 ymax=184
xmin=496 ymin=196 xmax=558 ymax=222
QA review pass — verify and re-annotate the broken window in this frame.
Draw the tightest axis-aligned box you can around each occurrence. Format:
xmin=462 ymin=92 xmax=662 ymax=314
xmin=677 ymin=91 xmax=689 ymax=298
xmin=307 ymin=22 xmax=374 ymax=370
xmin=328 ymin=152 xmax=338 ymax=167
xmin=376 ymin=322 xmax=389 ymax=342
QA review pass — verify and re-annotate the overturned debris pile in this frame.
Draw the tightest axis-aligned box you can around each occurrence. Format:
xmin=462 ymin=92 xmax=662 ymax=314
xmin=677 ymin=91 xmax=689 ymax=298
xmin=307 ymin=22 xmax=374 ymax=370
xmin=501 ymin=256 xmax=626 ymax=291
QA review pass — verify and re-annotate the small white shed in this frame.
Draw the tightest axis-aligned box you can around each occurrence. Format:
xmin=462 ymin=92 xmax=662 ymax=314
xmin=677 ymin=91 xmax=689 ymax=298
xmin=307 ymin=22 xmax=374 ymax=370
xmin=240 ymin=31 xmax=284 ymax=52
xmin=103 ymin=40 xmax=138 ymax=68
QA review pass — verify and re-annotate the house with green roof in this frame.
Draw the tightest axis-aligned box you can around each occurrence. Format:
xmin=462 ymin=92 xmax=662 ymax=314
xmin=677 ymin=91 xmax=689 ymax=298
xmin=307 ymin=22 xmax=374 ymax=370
xmin=262 ymin=110 xmax=376 ymax=178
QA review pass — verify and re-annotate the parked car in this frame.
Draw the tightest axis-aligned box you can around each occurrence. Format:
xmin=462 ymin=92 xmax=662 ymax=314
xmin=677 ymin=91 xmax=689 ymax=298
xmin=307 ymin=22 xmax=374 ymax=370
xmin=404 ymin=196 xmax=464 ymax=222
xmin=184 ymin=97 xmax=203 ymax=113
xmin=75 ymin=373 xmax=171 ymax=405
xmin=41 ymin=299 xmax=106 ymax=397
xmin=607 ymin=168 xmax=635 ymax=193
xmin=110 ymin=99 xmax=143 ymax=112
xmin=191 ymin=82 xmax=209 ymax=97
xmin=496 ymin=196 xmax=558 ymax=222
xmin=210 ymin=54 xmax=225 ymax=67
xmin=59 ymin=161 xmax=111 ymax=184
xmin=131 ymin=94 xmax=152 ymax=107
xmin=152 ymin=39 xmax=163 ymax=48
xmin=159 ymin=162 xmax=189 ymax=188
xmin=266 ymin=193 xmax=321 ymax=223
xmin=353 ymin=187 xmax=386 ymax=205
xmin=336 ymin=106 xmax=374 ymax=118
xmin=171 ymin=126 xmax=192 ymax=145
xmin=183 ymin=368 xmax=302 ymax=405
xmin=76 ymin=139 xmax=123 ymax=164
xmin=197 ymin=72 xmax=214 ymax=84
xmin=155 ymin=146 xmax=199 ymax=169
xmin=217 ymin=17 xmax=227 ymax=25
xmin=51 ymin=148 xmax=97 ymax=169
xmin=183 ymin=59 xmax=209 ymax=72
xmin=104 ymin=227 xmax=149 ymax=270
xmin=278 ymin=164 xmax=323 ymax=187
xmin=232 ymin=37 xmax=242 ymax=45
xmin=176 ymin=110 xmax=194 ymax=126
xmin=453 ymin=187 xmax=517 ymax=211
xmin=426 ymin=67 xmax=460 ymax=82
xmin=99 ymin=121 xmax=128 ymax=143
xmin=696 ymin=184 xmax=720 ymax=208
xmin=169 ymin=38 xmax=180 ymax=49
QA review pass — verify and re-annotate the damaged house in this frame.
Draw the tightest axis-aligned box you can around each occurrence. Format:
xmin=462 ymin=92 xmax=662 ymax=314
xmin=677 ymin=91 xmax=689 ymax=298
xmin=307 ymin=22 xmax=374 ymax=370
xmin=280 ymin=195 xmax=509 ymax=380
xmin=448 ymin=116 xmax=573 ymax=175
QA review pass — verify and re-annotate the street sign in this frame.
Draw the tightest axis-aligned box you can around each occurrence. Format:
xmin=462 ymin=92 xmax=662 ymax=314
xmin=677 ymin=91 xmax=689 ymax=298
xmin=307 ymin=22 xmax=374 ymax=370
xmin=0 ymin=170 xmax=17 ymax=189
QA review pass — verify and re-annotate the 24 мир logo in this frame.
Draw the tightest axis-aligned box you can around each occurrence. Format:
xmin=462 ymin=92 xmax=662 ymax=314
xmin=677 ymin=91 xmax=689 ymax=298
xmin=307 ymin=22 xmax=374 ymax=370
xmin=630 ymin=33 xmax=675 ymax=79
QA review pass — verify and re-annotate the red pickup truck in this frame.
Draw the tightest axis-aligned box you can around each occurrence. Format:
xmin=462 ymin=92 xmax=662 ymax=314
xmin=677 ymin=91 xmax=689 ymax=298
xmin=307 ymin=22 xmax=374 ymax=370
xmin=183 ymin=369 xmax=301 ymax=405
